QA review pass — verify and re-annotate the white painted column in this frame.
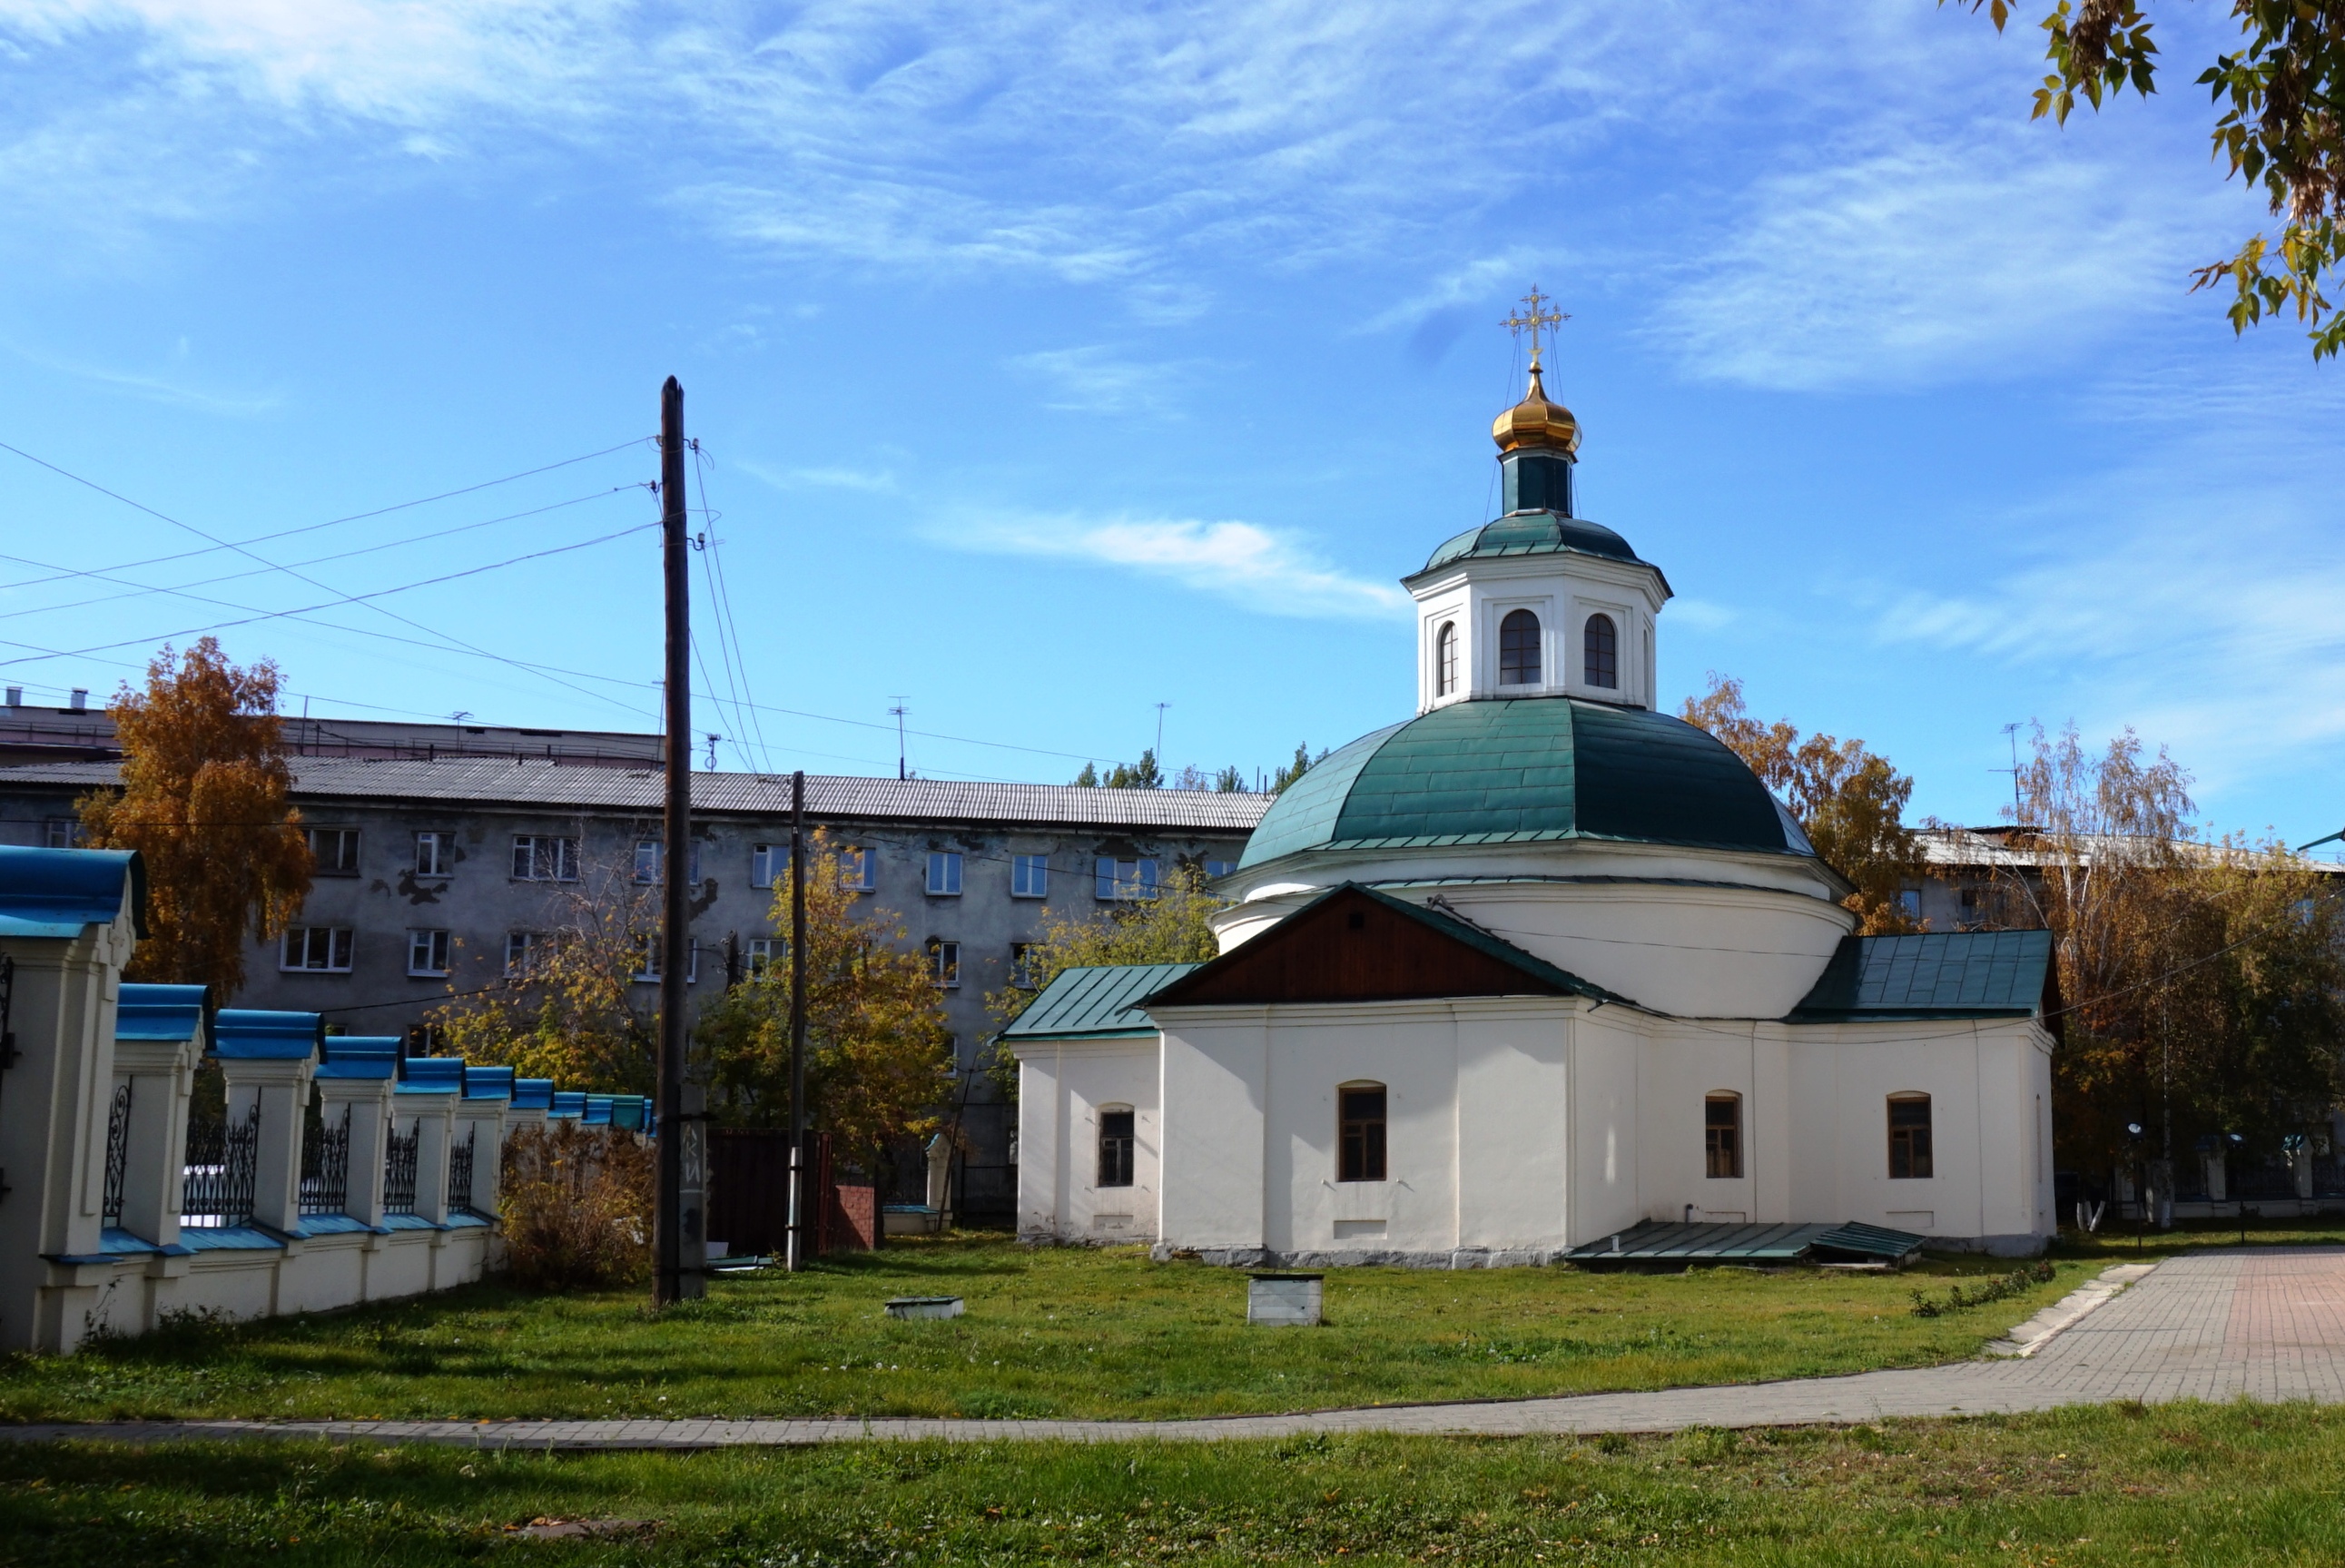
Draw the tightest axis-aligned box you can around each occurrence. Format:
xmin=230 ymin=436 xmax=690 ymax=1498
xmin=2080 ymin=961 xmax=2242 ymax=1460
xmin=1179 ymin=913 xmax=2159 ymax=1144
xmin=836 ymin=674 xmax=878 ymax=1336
xmin=220 ymin=1055 xmax=314 ymax=1234
xmin=111 ymin=1035 xmax=202 ymax=1247
xmin=406 ymin=1091 xmax=458 ymax=1225
xmin=319 ymin=1077 xmax=395 ymax=1226
xmin=452 ymin=1103 xmax=505 ymax=1215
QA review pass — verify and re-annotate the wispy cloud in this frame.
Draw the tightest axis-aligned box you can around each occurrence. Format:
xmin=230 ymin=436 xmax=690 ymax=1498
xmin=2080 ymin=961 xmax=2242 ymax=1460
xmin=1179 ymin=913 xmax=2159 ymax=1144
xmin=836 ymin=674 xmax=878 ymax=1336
xmin=936 ymin=509 xmax=1407 ymax=620
xmin=1006 ymin=345 xmax=1186 ymax=413
xmin=735 ymin=458 xmax=897 ymax=495
xmin=3 ymin=335 xmax=280 ymax=415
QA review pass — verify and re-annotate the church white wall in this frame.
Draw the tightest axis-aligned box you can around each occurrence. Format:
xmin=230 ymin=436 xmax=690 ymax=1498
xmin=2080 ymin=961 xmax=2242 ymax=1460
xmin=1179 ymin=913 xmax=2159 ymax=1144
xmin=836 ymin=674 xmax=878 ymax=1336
xmin=1013 ymin=1040 xmax=1160 ymax=1245
xmin=1454 ymin=1003 xmax=1571 ymax=1252
xmin=1157 ymin=1017 xmax=1268 ymax=1253
xmin=1568 ymin=1010 xmax=1643 ymax=1244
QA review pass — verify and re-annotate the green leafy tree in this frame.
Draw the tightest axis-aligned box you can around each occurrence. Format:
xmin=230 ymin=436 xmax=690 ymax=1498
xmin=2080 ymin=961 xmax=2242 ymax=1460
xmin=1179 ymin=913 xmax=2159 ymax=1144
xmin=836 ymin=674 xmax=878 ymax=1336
xmin=76 ymin=638 xmax=312 ymax=995
xmin=1270 ymin=743 xmax=1325 ymax=794
xmin=1104 ymin=749 xmax=1164 ymax=789
xmin=1955 ymin=0 xmax=2345 ymax=357
xmin=1214 ymin=765 xmax=1247 ymax=793
xmin=1070 ymin=763 xmax=1099 ymax=787
xmin=1680 ymin=675 xmax=1926 ymax=935
xmin=694 ymin=830 xmax=954 ymax=1157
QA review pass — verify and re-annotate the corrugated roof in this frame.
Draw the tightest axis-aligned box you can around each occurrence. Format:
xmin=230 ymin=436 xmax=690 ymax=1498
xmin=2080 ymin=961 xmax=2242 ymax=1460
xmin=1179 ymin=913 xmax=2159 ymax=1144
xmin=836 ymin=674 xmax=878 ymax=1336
xmin=1563 ymin=1219 xmax=1926 ymax=1267
xmin=1788 ymin=930 xmax=2054 ymax=1021
xmin=1001 ymin=962 xmax=1200 ymax=1040
xmin=0 ymin=758 xmax=1271 ymax=833
xmin=1238 ymin=698 xmax=1806 ymax=871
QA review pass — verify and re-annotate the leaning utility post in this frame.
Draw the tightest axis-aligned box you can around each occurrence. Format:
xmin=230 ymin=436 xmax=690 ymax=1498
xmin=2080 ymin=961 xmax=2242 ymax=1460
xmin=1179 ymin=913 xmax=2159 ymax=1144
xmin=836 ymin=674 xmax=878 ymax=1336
xmin=786 ymin=768 xmax=809 ymax=1269
xmin=655 ymin=375 xmax=704 ymax=1305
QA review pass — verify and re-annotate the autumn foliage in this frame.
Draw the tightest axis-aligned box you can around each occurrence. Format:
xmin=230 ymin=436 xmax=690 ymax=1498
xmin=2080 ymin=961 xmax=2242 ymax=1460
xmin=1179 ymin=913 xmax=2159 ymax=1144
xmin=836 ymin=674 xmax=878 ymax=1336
xmin=1680 ymin=674 xmax=1926 ymax=935
xmin=498 ymin=1120 xmax=655 ymax=1290
xmin=76 ymin=638 xmax=311 ymax=995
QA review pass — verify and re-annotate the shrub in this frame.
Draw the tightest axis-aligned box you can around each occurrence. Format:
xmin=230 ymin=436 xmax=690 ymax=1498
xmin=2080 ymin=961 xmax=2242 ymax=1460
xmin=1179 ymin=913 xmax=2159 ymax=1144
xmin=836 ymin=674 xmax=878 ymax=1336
xmin=499 ymin=1121 xmax=655 ymax=1290
xmin=1909 ymin=1258 xmax=2057 ymax=1317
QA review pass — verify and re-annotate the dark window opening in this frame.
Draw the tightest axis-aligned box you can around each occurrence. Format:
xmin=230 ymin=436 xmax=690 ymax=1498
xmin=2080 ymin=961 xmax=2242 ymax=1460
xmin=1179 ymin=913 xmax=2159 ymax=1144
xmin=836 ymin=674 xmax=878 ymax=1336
xmin=1583 ymin=613 xmax=1618 ymax=689
xmin=1436 ymin=621 xmax=1458 ymax=695
xmin=1499 ymin=609 xmax=1541 ymax=685
xmin=1098 ymin=1109 xmax=1135 ymax=1188
xmin=1339 ymin=1084 xmax=1387 ymax=1182
xmin=1705 ymin=1092 xmax=1742 ymax=1179
xmin=1889 ymin=1094 xmax=1934 ymax=1179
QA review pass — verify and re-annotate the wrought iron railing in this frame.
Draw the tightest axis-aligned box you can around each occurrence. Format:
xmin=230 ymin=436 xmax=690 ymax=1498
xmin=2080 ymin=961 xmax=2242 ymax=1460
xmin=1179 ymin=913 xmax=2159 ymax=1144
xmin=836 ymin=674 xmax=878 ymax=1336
xmin=300 ymin=1103 xmax=352 ymax=1216
xmin=447 ymin=1124 xmax=478 ymax=1216
xmin=181 ymin=1100 xmax=261 ymax=1228
xmin=382 ymin=1120 xmax=420 ymax=1216
xmin=102 ymin=1081 xmax=132 ymax=1225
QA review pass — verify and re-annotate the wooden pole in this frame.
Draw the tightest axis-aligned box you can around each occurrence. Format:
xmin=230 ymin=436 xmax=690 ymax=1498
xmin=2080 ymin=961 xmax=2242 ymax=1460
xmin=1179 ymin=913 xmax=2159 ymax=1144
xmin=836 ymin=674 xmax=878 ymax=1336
xmin=787 ymin=769 xmax=808 ymax=1269
xmin=655 ymin=376 xmax=694 ymax=1306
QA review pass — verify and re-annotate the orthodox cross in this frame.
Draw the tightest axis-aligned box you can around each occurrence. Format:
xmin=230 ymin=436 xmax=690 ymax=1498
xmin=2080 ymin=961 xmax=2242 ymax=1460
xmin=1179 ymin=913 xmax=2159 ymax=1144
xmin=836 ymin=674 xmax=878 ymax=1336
xmin=1502 ymin=287 xmax=1569 ymax=370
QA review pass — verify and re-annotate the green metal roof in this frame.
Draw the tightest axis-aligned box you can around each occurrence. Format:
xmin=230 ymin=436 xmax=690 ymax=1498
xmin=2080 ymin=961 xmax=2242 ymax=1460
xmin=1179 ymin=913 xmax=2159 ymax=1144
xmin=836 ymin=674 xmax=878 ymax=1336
xmin=1238 ymin=697 xmax=1812 ymax=870
xmin=1788 ymin=930 xmax=2054 ymax=1021
xmin=1001 ymin=962 xmax=1202 ymax=1040
xmin=1564 ymin=1219 xmax=1926 ymax=1267
xmin=1413 ymin=511 xmax=1657 ymax=578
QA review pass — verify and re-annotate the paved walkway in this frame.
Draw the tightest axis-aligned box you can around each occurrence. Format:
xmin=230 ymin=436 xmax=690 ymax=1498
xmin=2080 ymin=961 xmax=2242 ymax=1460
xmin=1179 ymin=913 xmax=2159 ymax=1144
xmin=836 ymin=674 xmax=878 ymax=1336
xmin=7 ymin=1249 xmax=2343 ymax=1450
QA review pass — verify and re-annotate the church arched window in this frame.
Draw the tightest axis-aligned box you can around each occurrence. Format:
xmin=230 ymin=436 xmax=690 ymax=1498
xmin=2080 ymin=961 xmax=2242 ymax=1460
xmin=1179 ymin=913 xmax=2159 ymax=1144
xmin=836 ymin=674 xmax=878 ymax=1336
xmin=1704 ymin=1092 xmax=1742 ymax=1178
xmin=1887 ymin=1093 xmax=1933 ymax=1179
xmin=1584 ymin=613 xmax=1618 ymax=689
xmin=1499 ymin=610 xmax=1541 ymax=686
xmin=1435 ymin=622 xmax=1458 ymax=695
xmin=1337 ymin=1082 xmax=1386 ymax=1182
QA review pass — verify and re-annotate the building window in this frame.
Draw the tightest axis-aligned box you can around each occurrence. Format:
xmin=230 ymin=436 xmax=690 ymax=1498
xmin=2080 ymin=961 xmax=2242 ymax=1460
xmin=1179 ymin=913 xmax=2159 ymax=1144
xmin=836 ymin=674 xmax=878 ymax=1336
xmin=1435 ymin=620 xmax=1459 ymax=695
xmin=281 ymin=927 xmax=354 ymax=972
xmin=1011 ymin=853 xmax=1049 ymax=898
xmin=44 ymin=818 xmax=81 ymax=848
xmin=1095 ymin=857 xmax=1160 ymax=901
xmin=511 ymin=835 xmax=577 ymax=882
xmin=633 ymin=935 xmax=699 ymax=984
xmin=307 ymin=826 xmax=360 ymax=875
xmin=414 ymin=832 xmax=454 ymax=878
xmin=504 ymin=932 xmax=546 ymax=978
xmin=1204 ymin=859 xmax=1235 ymax=879
xmin=406 ymin=1022 xmax=446 ymax=1056
xmin=1897 ymin=888 xmax=1923 ymax=920
xmin=838 ymin=845 xmax=875 ymax=891
xmin=926 ymin=851 xmax=963 ymax=896
xmin=1583 ymin=613 xmax=1618 ymax=689
xmin=928 ymin=940 xmax=960 ymax=989
xmin=752 ymin=843 xmax=785 ymax=890
xmin=1499 ymin=609 xmax=1541 ymax=685
xmin=1009 ymin=942 xmax=1039 ymax=988
xmin=1338 ymin=1082 xmax=1387 ymax=1182
xmin=407 ymin=929 xmax=451 ymax=977
xmin=746 ymin=936 xmax=780 ymax=978
xmin=634 ymin=839 xmax=703 ymax=884
xmin=1098 ymin=1107 xmax=1136 ymax=1188
xmin=1704 ymin=1092 xmax=1742 ymax=1179
xmin=1888 ymin=1093 xmax=1934 ymax=1179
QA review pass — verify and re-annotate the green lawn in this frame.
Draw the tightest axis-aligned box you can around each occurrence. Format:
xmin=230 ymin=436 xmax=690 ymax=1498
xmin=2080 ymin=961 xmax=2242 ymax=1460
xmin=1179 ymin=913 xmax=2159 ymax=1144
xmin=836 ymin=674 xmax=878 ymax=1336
xmin=0 ymin=1233 xmax=2156 ymax=1424
xmin=5 ymin=1402 xmax=2343 ymax=1564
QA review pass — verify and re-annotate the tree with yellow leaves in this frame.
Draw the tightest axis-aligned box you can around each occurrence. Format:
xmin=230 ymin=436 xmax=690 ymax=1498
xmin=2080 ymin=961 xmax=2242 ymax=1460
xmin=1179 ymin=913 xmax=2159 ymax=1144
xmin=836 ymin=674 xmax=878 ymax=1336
xmin=76 ymin=638 xmax=311 ymax=995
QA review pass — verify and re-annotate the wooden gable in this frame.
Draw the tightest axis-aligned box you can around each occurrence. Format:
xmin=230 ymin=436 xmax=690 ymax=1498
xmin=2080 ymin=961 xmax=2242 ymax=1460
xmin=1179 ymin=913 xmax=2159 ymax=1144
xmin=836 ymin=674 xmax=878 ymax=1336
xmin=1148 ymin=884 xmax=1578 ymax=1009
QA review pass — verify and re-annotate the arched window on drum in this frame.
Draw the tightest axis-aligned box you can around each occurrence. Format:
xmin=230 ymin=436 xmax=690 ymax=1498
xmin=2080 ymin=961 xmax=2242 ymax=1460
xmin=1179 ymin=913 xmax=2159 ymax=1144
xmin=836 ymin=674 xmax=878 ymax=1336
xmin=1583 ymin=613 xmax=1618 ymax=689
xmin=1499 ymin=609 xmax=1541 ymax=686
xmin=1435 ymin=621 xmax=1459 ymax=696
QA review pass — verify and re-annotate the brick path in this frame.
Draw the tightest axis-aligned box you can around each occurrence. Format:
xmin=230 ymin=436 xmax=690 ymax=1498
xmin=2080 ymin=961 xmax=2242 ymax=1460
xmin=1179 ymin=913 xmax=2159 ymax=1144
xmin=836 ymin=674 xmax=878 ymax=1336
xmin=6 ymin=1248 xmax=2341 ymax=1450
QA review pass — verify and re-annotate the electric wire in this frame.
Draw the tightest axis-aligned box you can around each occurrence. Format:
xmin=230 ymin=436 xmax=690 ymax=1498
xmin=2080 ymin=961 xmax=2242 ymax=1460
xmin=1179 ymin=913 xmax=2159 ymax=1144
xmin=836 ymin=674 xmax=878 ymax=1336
xmin=690 ymin=440 xmax=775 ymax=776
xmin=683 ymin=441 xmax=763 ymax=774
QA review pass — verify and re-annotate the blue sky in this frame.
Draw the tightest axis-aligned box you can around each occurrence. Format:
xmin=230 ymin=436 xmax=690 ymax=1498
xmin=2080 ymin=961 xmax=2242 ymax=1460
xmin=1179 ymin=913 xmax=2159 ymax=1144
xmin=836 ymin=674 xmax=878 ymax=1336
xmin=1 ymin=2 xmax=2340 ymax=848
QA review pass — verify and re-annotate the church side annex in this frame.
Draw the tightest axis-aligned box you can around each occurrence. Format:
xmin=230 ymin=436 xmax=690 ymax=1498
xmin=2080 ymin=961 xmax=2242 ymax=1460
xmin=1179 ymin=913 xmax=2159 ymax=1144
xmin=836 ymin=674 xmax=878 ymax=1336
xmin=1005 ymin=293 xmax=2060 ymax=1266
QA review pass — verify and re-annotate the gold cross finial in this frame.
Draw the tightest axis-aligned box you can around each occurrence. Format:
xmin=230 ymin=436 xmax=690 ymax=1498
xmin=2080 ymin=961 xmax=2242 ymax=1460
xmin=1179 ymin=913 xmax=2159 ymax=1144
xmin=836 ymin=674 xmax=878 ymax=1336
xmin=1502 ymin=286 xmax=1569 ymax=370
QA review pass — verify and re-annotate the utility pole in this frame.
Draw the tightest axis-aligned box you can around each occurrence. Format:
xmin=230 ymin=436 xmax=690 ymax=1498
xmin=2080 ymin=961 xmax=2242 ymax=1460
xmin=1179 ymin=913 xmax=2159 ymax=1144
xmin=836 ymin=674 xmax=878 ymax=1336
xmin=655 ymin=375 xmax=704 ymax=1306
xmin=787 ymin=768 xmax=809 ymax=1269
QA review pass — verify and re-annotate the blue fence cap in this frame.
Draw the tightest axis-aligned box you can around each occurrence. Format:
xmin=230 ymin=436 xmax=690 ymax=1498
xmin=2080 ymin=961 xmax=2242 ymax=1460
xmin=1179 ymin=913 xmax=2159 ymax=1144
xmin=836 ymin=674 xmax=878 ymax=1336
xmin=212 ymin=1009 xmax=324 ymax=1060
xmin=548 ymin=1090 xmax=587 ymax=1119
xmin=399 ymin=1055 xmax=465 ymax=1093
xmin=116 ymin=982 xmax=212 ymax=1046
xmin=583 ymin=1094 xmax=614 ymax=1126
xmin=0 ymin=845 xmax=145 ymax=940
xmin=608 ymin=1095 xmax=648 ymax=1130
xmin=511 ymin=1079 xmax=554 ymax=1110
xmin=315 ymin=1036 xmax=399 ymax=1080
xmin=462 ymin=1064 xmax=516 ymax=1101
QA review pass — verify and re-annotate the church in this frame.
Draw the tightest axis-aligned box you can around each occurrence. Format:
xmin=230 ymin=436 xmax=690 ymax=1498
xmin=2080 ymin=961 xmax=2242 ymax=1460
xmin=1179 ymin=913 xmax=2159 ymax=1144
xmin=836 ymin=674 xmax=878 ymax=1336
xmin=1005 ymin=310 xmax=2059 ymax=1265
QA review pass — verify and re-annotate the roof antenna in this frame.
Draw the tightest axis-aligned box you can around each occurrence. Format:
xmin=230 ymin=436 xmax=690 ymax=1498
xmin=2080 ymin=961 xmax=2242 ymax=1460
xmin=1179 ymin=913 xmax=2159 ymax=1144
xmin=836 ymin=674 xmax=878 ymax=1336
xmin=888 ymin=697 xmax=910 ymax=780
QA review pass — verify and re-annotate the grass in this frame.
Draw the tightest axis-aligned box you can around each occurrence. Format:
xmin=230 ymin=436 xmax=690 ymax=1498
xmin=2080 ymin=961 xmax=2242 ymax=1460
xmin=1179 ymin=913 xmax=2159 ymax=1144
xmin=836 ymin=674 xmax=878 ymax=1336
xmin=0 ymin=1231 xmax=2150 ymax=1425
xmin=5 ymin=1401 xmax=2345 ymax=1564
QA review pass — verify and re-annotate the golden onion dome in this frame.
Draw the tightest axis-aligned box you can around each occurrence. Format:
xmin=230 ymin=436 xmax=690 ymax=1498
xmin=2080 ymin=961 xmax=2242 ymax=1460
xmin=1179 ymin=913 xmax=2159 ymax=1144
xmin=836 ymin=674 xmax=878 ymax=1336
xmin=1491 ymin=360 xmax=1581 ymax=456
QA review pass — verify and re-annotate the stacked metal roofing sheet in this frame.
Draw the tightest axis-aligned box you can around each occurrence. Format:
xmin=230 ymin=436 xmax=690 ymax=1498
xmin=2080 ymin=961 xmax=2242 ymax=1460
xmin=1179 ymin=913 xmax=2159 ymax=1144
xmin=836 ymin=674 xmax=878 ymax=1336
xmin=1563 ymin=1219 xmax=1927 ymax=1268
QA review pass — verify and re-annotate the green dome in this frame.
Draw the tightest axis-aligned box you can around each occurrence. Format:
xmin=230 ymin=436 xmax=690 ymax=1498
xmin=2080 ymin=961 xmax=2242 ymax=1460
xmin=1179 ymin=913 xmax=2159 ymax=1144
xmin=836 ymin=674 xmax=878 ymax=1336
xmin=1237 ymin=697 xmax=1813 ymax=871
xmin=1413 ymin=511 xmax=1655 ymax=579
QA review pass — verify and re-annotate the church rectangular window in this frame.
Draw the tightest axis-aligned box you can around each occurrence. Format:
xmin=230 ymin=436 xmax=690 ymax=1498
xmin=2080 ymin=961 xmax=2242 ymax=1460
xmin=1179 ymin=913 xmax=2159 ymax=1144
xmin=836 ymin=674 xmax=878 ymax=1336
xmin=1888 ymin=1093 xmax=1934 ymax=1179
xmin=1098 ymin=1108 xmax=1135 ymax=1188
xmin=1338 ymin=1083 xmax=1387 ymax=1182
xmin=1704 ymin=1092 xmax=1742 ymax=1179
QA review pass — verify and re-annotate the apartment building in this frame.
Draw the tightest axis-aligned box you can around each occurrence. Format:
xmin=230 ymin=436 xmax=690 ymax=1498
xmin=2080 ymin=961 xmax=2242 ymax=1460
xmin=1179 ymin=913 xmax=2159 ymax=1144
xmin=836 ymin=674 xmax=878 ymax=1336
xmin=0 ymin=753 xmax=1269 ymax=1224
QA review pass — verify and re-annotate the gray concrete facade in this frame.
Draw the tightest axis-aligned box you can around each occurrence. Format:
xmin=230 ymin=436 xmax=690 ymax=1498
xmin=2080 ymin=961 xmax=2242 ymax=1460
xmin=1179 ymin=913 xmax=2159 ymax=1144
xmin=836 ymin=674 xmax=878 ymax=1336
xmin=0 ymin=756 xmax=1268 ymax=1223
